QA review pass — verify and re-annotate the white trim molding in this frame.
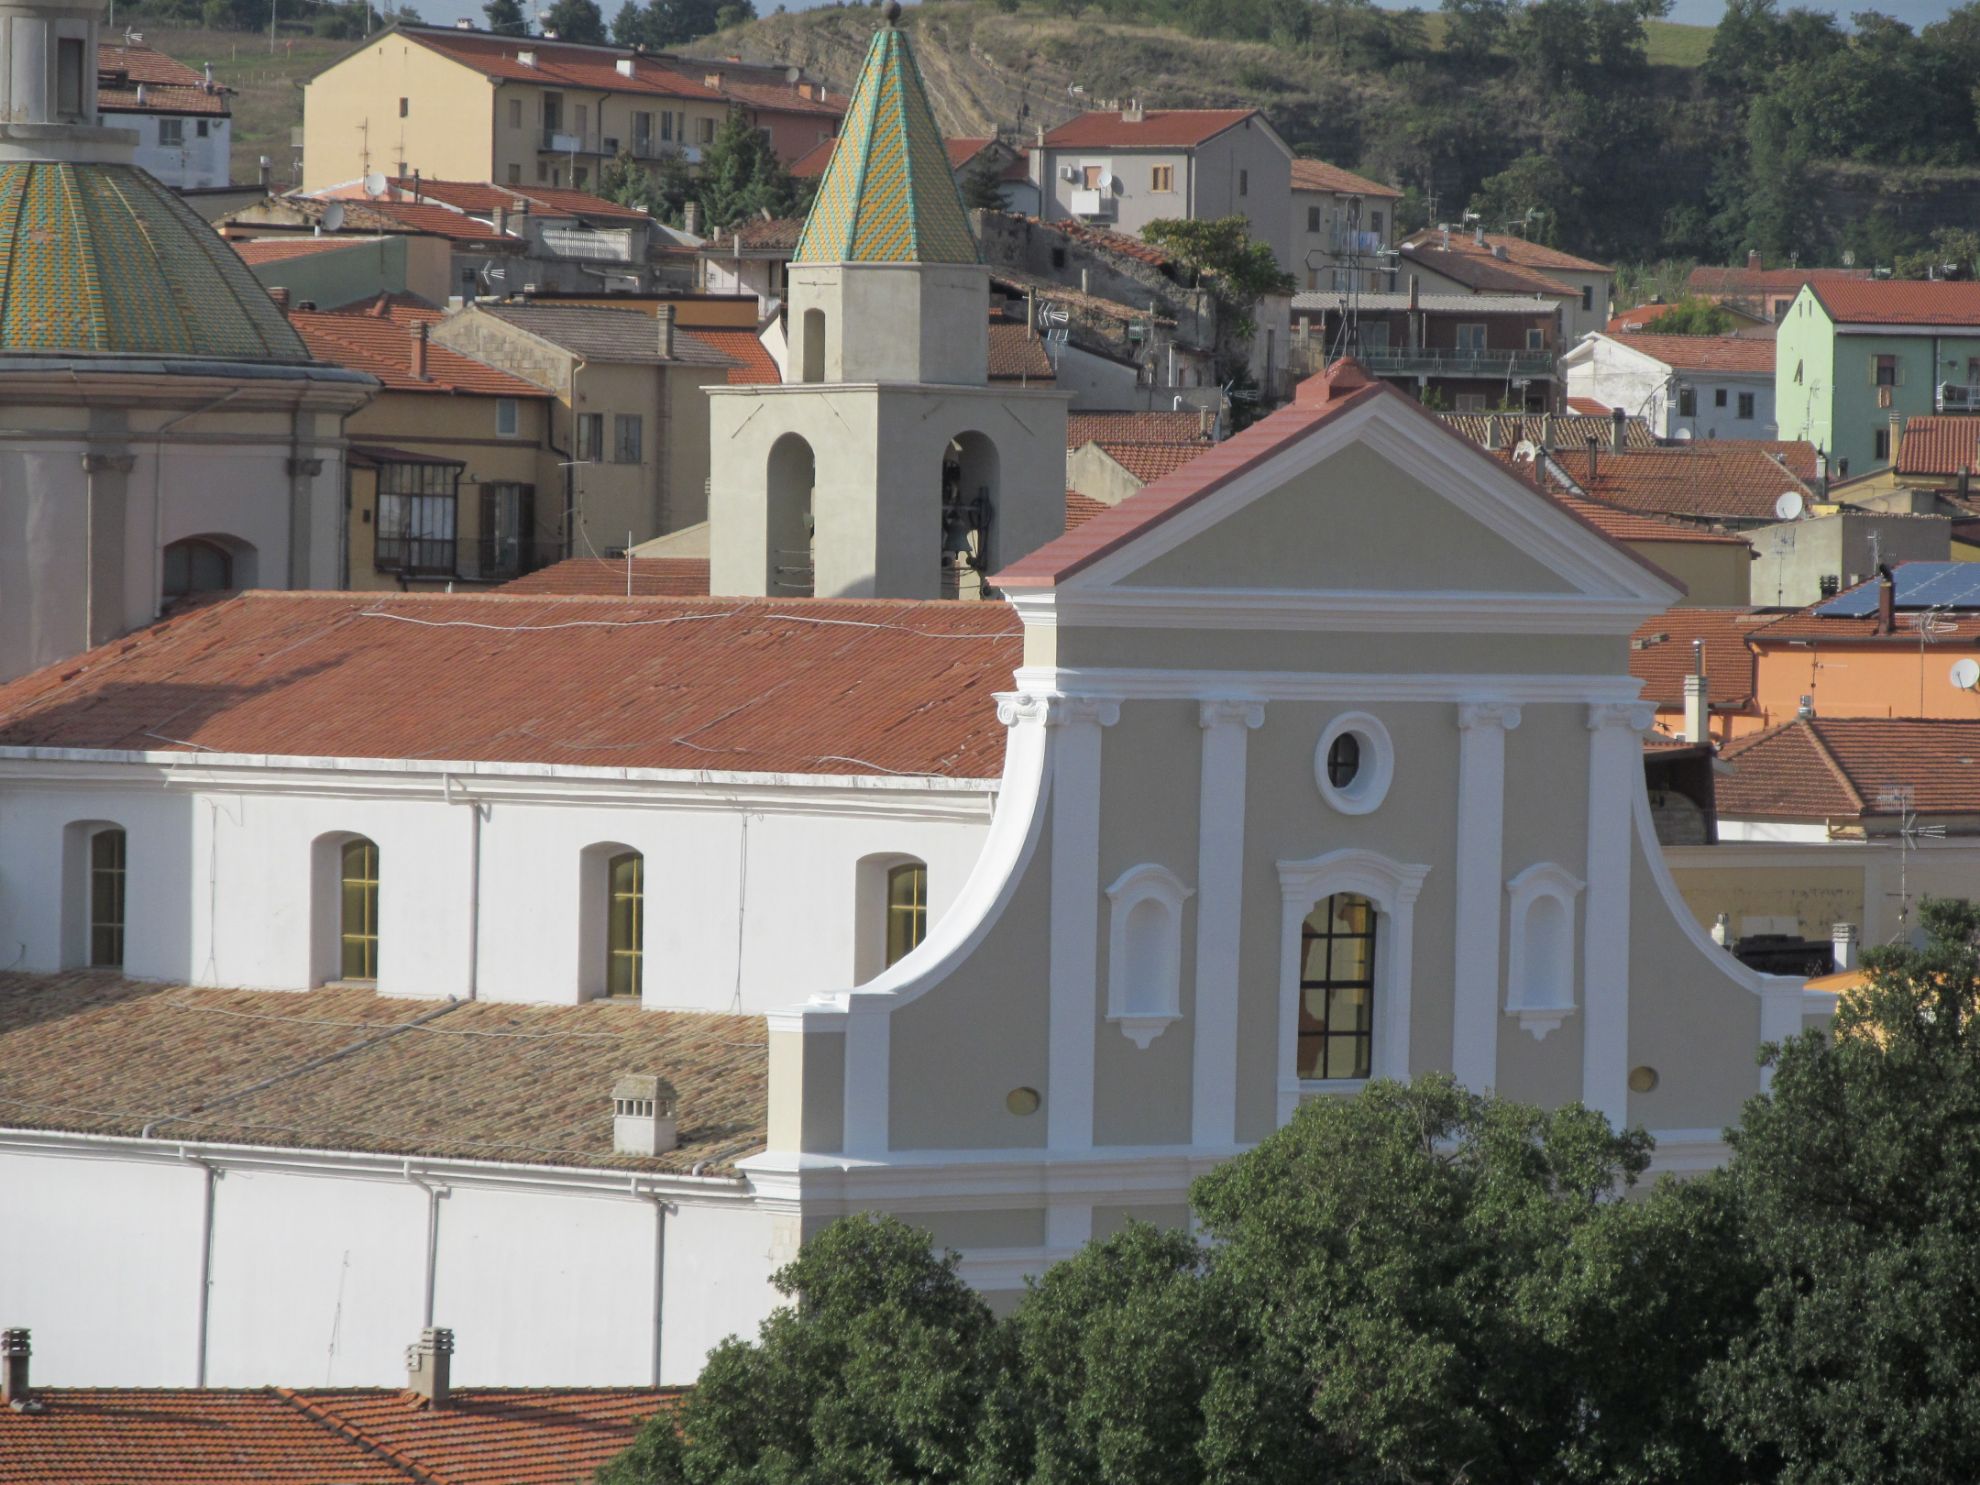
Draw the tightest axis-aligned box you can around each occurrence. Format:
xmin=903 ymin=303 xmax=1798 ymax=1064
xmin=1315 ymin=710 xmax=1395 ymax=816
xmin=1582 ymin=701 xmax=1655 ymax=1124
xmin=1043 ymin=694 xmax=1121 ymax=1152
xmin=1191 ymin=697 xmax=1266 ymax=1147
xmin=1104 ymin=863 xmax=1194 ymax=1049
xmin=1275 ymin=847 xmax=1431 ymax=1125
xmin=1504 ymin=861 xmax=1584 ymax=1041
xmin=1451 ymin=701 xmax=1521 ymax=1088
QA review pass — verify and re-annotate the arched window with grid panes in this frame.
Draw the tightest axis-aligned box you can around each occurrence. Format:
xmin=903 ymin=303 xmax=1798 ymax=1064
xmin=340 ymin=837 xmax=380 ymax=982
xmin=606 ymin=851 xmax=644 ymax=998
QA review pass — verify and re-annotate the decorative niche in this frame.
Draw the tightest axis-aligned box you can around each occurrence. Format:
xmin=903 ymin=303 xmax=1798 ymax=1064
xmin=1505 ymin=862 xmax=1583 ymax=1040
xmin=1105 ymin=863 xmax=1193 ymax=1048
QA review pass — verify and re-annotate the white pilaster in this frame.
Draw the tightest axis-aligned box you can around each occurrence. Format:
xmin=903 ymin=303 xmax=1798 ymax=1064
xmin=1451 ymin=701 xmax=1520 ymax=1091
xmin=1046 ymin=695 xmax=1120 ymax=1152
xmin=1583 ymin=701 xmax=1654 ymax=1126
xmin=1191 ymin=697 xmax=1265 ymax=1148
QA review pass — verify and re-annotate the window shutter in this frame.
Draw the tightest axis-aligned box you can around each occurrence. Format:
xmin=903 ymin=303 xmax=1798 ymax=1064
xmin=1896 ymin=358 xmax=1907 ymax=387
xmin=1868 ymin=353 xmax=1878 ymax=386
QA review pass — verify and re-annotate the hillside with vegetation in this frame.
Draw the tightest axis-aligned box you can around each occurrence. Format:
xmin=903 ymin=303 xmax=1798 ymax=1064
xmin=712 ymin=0 xmax=1980 ymax=269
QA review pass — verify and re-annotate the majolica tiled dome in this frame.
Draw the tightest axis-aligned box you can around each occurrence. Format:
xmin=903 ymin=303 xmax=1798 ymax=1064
xmin=0 ymin=161 xmax=312 ymax=362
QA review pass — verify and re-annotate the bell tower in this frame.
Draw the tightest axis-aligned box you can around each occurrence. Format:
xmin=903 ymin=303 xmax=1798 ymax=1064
xmin=0 ymin=0 xmax=133 ymax=164
xmin=707 ymin=5 xmax=1068 ymax=601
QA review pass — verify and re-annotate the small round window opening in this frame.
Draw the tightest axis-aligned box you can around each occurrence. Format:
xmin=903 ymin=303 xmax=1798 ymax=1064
xmin=1314 ymin=712 xmax=1394 ymax=815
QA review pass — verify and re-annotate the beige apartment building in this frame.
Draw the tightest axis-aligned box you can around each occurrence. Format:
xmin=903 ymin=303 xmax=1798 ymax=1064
xmin=302 ymin=24 xmax=842 ymax=195
xmin=1290 ymin=157 xmax=1400 ymax=294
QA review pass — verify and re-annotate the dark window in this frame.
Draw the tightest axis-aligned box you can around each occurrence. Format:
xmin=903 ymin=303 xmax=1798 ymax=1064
xmin=1326 ymin=732 xmax=1361 ymax=788
xmin=375 ymin=462 xmax=459 ymax=576
xmin=885 ymin=862 xmax=927 ymax=968
xmin=162 ymin=537 xmax=232 ymax=598
xmin=1581 ymin=284 xmax=1593 ymax=312
xmin=576 ymin=413 xmax=605 ymax=462
xmin=1307 ymin=204 xmax=1321 ymax=233
xmin=90 ymin=829 xmax=126 ymax=968
xmin=614 ymin=413 xmax=643 ymax=464
xmin=56 ymin=37 xmax=84 ymax=120
xmin=606 ymin=851 xmax=643 ymax=997
xmin=1875 ymin=354 xmax=1898 ymax=387
xmin=1678 ymin=386 xmax=1697 ymax=418
xmin=479 ymin=482 xmax=539 ymax=578
xmin=1875 ymin=428 xmax=1891 ymax=460
xmin=158 ymin=118 xmax=184 ymax=147
xmin=399 ymin=97 xmax=409 ymax=118
xmin=196 ymin=119 xmax=209 ymax=138
xmin=1298 ymin=893 xmax=1376 ymax=1080
xmin=1368 ymin=210 xmax=1382 ymax=237
xmin=340 ymin=838 xmax=379 ymax=981
xmin=1737 ymin=391 xmax=1756 ymax=420
xmin=1714 ymin=387 xmax=1728 ymax=408
xmin=1238 ymin=168 xmax=1248 ymax=196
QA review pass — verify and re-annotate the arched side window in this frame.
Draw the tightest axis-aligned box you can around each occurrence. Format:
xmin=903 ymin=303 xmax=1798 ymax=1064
xmin=1275 ymin=847 xmax=1431 ymax=1121
xmin=885 ymin=861 xmax=927 ymax=968
xmin=1505 ymin=863 xmax=1584 ymax=1040
xmin=162 ymin=537 xmax=232 ymax=598
xmin=607 ymin=850 xmax=644 ymax=998
xmin=340 ymin=837 xmax=380 ymax=982
xmin=766 ymin=433 xmax=815 ymax=597
xmin=1104 ymin=863 xmax=1193 ymax=1048
xmin=89 ymin=828 xmax=127 ymax=968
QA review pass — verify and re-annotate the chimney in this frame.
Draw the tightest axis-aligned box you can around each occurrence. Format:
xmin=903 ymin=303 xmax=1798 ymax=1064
xmin=406 ymin=1328 xmax=453 ymax=1407
xmin=491 ymin=206 xmax=508 ymax=237
xmin=268 ymin=286 xmax=291 ymax=315
xmin=704 ymin=71 xmax=722 ymax=89
xmin=1199 ymin=405 xmax=1214 ymax=440
xmin=1610 ymin=403 xmax=1626 ymax=455
xmin=203 ymin=61 xmax=214 ymax=90
xmin=682 ymin=200 xmax=701 ymax=236
xmin=258 ymin=154 xmax=271 ymax=189
xmin=616 ymin=56 xmax=635 ymax=77
xmin=135 ymin=82 xmax=147 ymax=106
xmin=1585 ymin=434 xmax=1599 ymax=489
xmin=1407 ymin=272 xmax=1419 ymax=313
xmin=1832 ymin=922 xmax=1859 ymax=972
xmin=1034 ymin=123 xmax=1045 ymax=148
xmin=1748 ymin=249 xmax=1763 ymax=271
xmin=1122 ymin=98 xmax=1144 ymax=123
xmin=1889 ymin=412 xmax=1904 ymax=468
xmin=1539 ymin=413 xmax=1553 ymax=451
xmin=1876 ymin=562 xmax=1896 ymax=635
xmin=1683 ymin=639 xmax=1709 ymax=743
xmin=409 ymin=320 xmax=429 ymax=380
xmin=517 ymin=49 xmax=536 ymax=66
xmin=1485 ymin=414 xmax=1501 ymax=451
xmin=1079 ymin=268 xmax=1090 ymax=296
xmin=655 ymin=303 xmax=676 ymax=359
xmin=613 ymin=1074 xmax=679 ymax=1156
xmin=2 ymin=1329 xmax=29 ymax=1408
xmin=1473 ymin=222 xmax=1485 ymax=247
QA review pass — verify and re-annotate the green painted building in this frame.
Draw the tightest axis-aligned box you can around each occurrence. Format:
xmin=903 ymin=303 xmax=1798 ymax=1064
xmin=1774 ymin=279 xmax=1980 ymax=478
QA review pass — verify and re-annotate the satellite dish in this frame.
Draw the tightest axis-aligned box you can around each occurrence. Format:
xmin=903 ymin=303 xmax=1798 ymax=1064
xmin=362 ymin=172 xmax=388 ymax=198
xmin=321 ymin=201 xmax=346 ymax=233
xmin=1953 ymin=658 xmax=1980 ymax=692
xmin=1511 ymin=438 xmax=1539 ymax=463
xmin=1774 ymin=491 xmax=1806 ymax=522
xmin=1674 ymin=427 xmax=1694 ymax=441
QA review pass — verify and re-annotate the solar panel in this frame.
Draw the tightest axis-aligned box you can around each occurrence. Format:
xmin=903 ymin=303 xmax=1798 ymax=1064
xmin=1812 ymin=562 xmax=1980 ymax=617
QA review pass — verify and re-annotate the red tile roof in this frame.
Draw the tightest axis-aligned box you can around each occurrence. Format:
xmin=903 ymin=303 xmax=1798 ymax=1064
xmin=1687 ymin=264 xmax=1871 ymax=297
xmin=290 ymin=310 xmax=547 ymax=397
xmin=355 ymin=200 xmax=512 ymax=242
xmin=789 ymin=137 xmax=835 ymax=179
xmin=1065 ymin=491 xmax=1108 ymax=529
xmin=1605 ymin=304 xmax=1670 ymax=333
xmin=232 ymin=236 xmax=379 ymax=265
xmin=1289 ymin=158 xmax=1400 ymax=198
xmin=1092 ymin=439 xmax=1211 ymax=484
xmin=1809 ymin=279 xmax=1980 ymax=327
xmin=0 ymin=1384 xmax=678 ymax=1485
xmin=1066 ymin=410 xmax=1213 ymax=448
xmin=1718 ymin=717 xmax=1980 ymax=819
xmin=1602 ymin=332 xmax=1774 ymax=374
xmin=499 ymin=557 xmax=712 ymax=595
xmin=1042 ymin=108 xmax=1261 ymax=150
xmin=1747 ymin=566 xmax=1980 ymax=644
xmin=1897 ymin=415 xmax=1980 ymax=477
xmin=709 ymin=75 xmax=845 ymax=119
xmin=0 ymin=592 xmax=1021 ymax=780
xmin=407 ymin=179 xmax=652 ymax=222
xmin=1403 ymin=229 xmax=1608 ymax=275
xmin=405 ymin=27 xmax=726 ymax=100
xmin=1572 ymin=444 xmax=1817 ymax=523
xmin=988 ymin=319 xmax=1055 ymax=381
xmin=1029 ymin=215 xmax=1172 ymax=268
xmin=1628 ymin=608 xmax=1775 ymax=706
xmin=96 ymin=42 xmax=229 ymax=116
xmin=1567 ymin=395 xmax=1614 ymax=414
xmin=1397 ymin=243 xmax=1574 ymax=297
xmin=686 ymin=324 xmax=782 ymax=384
xmin=1555 ymin=490 xmax=1751 ymax=548
xmin=946 ymin=135 xmax=992 ymax=170
xmin=700 ymin=216 xmax=804 ymax=252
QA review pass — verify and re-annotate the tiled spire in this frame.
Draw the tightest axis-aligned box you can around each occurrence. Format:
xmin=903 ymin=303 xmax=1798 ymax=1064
xmin=791 ymin=19 xmax=978 ymax=266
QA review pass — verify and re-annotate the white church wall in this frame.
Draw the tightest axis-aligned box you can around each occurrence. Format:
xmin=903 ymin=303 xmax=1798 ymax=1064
xmin=657 ymin=1198 xmax=785 ymax=1383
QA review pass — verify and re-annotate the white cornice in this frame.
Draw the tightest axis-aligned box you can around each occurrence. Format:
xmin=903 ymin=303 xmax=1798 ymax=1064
xmin=1010 ymin=664 xmax=1644 ymax=704
xmin=1009 ymin=587 xmax=1663 ymax=634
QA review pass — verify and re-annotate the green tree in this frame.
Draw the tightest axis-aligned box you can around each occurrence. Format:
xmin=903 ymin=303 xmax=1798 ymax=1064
xmin=1441 ymin=0 xmax=1511 ymax=59
xmin=1707 ymin=898 xmax=1980 ymax=1482
xmin=1467 ymin=151 xmax=1575 ymax=245
xmin=1192 ymin=1075 xmax=1754 ymax=1485
xmin=1638 ymin=296 xmax=1736 ymax=334
xmin=598 ymin=1215 xmax=1001 ymax=1485
xmin=482 ymin=0 xmax=528 ymax=31
xmin=696 ymin=107 xmax=802 ymax=230
xmin=541 ymin=0 xmax=605 ymax=41
xmin=610 ymin=0 xmax=645 ymax=45
xmin=1139 ymin=214 xmax=1292 ymax=346
xmin=959 ymin=154 xmax=1005 ymax=211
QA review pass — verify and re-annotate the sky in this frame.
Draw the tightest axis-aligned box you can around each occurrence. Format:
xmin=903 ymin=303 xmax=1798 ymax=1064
xmin=411 ymin=0 xmax=1972 ymax=44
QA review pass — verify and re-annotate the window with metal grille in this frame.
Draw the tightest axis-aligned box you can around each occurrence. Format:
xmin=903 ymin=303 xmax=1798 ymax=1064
xmin=885 ymin=863 xmax=927 ymax=968
xmin=340 ymin=838 xmax=379 ymax=981
xmin=375 ymin=462 xmax=459 ymax=576
xmin=607 ymin=851 xmax=643 ymax=997
xmin=90 ymin=829 xmax=126 ymax=968
xmin=1298 ymin=893 xmax=1376 ymax=1080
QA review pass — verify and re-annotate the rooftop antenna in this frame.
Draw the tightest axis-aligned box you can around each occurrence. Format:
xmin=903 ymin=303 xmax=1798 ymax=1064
xmin=1907 ymin=603 xmax=1956 ymax=712
xmin=1876 ymin=783 xmax=1946 ymax=935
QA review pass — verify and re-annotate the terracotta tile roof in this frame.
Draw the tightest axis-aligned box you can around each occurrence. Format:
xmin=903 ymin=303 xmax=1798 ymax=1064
xmin=499 ymin=557 xmax=712 ymax=595
xmin=282 ymin=1387 xmax=682 ymax=1484
xmin=356 ymin=200 xmax=513 ymax=242
xmin=988 ymin=318 xmax=1055 ymax=381
xmin=1897 ymin=415 xmax=1980 ymax=477
xmin=789 ymin=137 xmax=835 ymax=178
xmin=1572 ymin=444 xmax=1817 ymax=522
xmin=1567 ymin=395 xmax=1613 ymax=414
xmin=1809 ymin=279 xmax=1980 ymax=327
xmin=0 ymin=973 xmax=767 ymax=1173
xmin=96 ymin=43 xmax=229 ymax=116
xmin=700 ymin=216 xmax=805 ymax=252
xmin=408 ymin=179 xmax=651 ymax=222
xmin=1752 ymin=564 xmax=1980 ymax=643
xmin=477 ymin=305 xmax=735 ymax=367
xmin=1288 ymin=158 xmax=1399 ymax=197
xmin=1066 ymin=410 xmax=1211 ymax=448
xmin=710 ymin=74 xmax=845 ymax=119
xmin=1065 ymin=490 xmax=1108 ymax=528
xmin=0 ymin=591 xmax=1020 ymax=779
xmin=0 ymin=1384 xmax=681 ymax=1485
xmin=1606 ymin=304 xmax=1670 ymax=333
xmin=1718 ymin=717 xmax=1980 ymax=819
xmin=1028 ymin=214 xmax=1172 ymax=268
xmin=1601 ymin=332 xmax=1774 ymax=375
xmin=946 ymin=135 xmax=993 ymax=169
xmin=1092 ymin=439 xmax=1211 ymax=484
xmin=1404 ymin=229 xmax=1608 ymax=275
xmin=684 ymin=324 xmax=782 ymax=384
xmin=1628 ymin=607 xmax=1775 ymax=706
xmin=1042 ymin=108 xmax=1261 ymax=150
xmin=1396 ymin=242 xmax=1575 ymax=297
xmin=405 ymin=27 xmax=725 ymax=100
xmin=232 ymin=235 xmax=381 ymax=265
xmin=1687 ymin=264 xmax=1871 ymax=297
xmin=1556 ymin=490 xmax=1751 ymax=548
xmin=1440 ymin=412 xmax=1658 ymax=452
xmin=325 ymin=290 xmax=445 ymax=321
xmin=290 ymin=310 xmax=547 ymax=397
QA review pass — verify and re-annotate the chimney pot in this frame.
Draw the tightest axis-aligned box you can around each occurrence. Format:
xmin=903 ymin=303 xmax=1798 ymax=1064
xmin=1585 ymin=434 xmax=1599 ymax=488
xmin=1877 ymin=562 xmax=1897 ymax=635
xmin=655 ymin=304 xmax=676 ymax=359
xmin=682 ymin=200 xmax=701 ymax=237
xmin=1748 ymin=249 xmax=1763 ymax=271
xmin=613 ymin=1073 xmax=679 ymax=1155
xmin=2 ymin=1329 xmax=29 ymax=1407
xmin=1833 ymin=922 xmax=1860 ymax=972
xmin=1683 ymin=671 xmax=1710 ymax=745
xmin=409 ymin=320 xmax=429 ymax=380
xmin=1610 ymin=403 xmax=1626 ymax=455
xmin=268 ymin=286 xmax=291 ymax=314
xmin=1485 ymin=414 xmax=1502 ymax=451
xmin=406 ymin=1327 xmax=453 ymax=1408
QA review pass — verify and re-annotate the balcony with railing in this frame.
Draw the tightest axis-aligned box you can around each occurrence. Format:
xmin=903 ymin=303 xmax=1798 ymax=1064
xmin=1069 ymin=187 xmax=1116 ymax=219
xmin=374 ymin=535 xmax=458 ymax=578
xmin=1359 ymin=348 xmax=1556 ymax=380
xmin=539 ymin=128 xmax=606 ymax=154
